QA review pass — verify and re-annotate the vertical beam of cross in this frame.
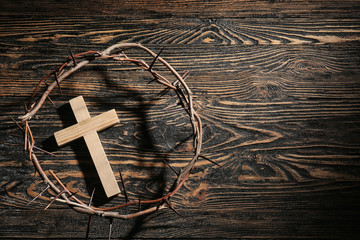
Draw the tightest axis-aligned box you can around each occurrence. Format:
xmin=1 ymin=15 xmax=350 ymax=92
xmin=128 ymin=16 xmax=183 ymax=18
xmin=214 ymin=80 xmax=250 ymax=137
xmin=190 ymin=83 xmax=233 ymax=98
xmin=54 ymin=96 xmax=121 ymax=198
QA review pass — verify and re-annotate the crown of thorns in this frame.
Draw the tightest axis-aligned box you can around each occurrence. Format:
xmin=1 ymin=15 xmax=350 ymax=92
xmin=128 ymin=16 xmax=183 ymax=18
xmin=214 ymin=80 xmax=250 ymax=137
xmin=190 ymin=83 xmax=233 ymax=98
xmin=16 ymin=43 xmax=216 ymax=219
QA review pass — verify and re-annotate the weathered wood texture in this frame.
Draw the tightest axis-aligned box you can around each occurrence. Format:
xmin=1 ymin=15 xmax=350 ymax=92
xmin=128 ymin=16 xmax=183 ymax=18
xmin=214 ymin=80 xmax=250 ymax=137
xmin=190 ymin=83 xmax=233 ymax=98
xmin=1 ymin=0 xmax=360 ymax=239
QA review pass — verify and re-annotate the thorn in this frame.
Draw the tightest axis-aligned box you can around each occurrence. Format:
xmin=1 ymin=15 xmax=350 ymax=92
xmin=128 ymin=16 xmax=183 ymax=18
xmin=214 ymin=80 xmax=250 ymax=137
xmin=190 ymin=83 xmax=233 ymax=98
xmin=164 ymin=198 xmax=183 ymax=218
xmin=182 ymin=71 xmax=190 ymax=81
xmin=148 ymin=76 xmax=158 ymax=84
xmin=148 ymin=77 xmax=158 ymax=84
xmin=148 ymin=48 xmax=163 ymax=72
xmin=118 ymin=169 xmax=129 ymax=202
xmin=24 ymin=101 xmax=29 ymax=113
xmin=199 ymin=155 xmax=221 ymax=167
xmin=44 ymin=78 xmax=49 ymax=87
xmin=86 ymin=215 xmax=93 ymax=240
xmin=68 ymin=45 xmax=77 ymax=66
xmin=44 ymin=189 xmax=66 ymax=210
xmin=120 ymin=50 xmax=127 ymax=57
xmin=26 ymin=185 xmax=50 ymax=206
xmin=10 ymin=117 xmax=25 ymax=131
xmin=67 ymin=191 xmax=78 ymax=198
xmin=47 ymin=95 xmax=56 ymax=106
xmin=54 ymin=71 xmax=62 ymax=93
xmin=162 ymin=159 xmax=179 ymax=176
xmin=157 ymin=87 xmax=171 ymax=97
xmin=172 ymin=71 xmax=190 ymax=87
xmin=89 ymin=187 xmax=95 ymax=207
xmin=108 ymin=218 xmax=113 ymax=240
xmin=33 ymin=145 xmax=56 ymax=157
xmin=163 ymin=100 xmax=187 ymax=113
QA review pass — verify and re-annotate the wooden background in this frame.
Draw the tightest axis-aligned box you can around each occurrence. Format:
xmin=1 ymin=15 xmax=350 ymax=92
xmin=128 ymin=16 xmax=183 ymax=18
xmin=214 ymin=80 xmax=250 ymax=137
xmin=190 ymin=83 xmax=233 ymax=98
xmin=1 ymin=0 xmax=360 ymax=239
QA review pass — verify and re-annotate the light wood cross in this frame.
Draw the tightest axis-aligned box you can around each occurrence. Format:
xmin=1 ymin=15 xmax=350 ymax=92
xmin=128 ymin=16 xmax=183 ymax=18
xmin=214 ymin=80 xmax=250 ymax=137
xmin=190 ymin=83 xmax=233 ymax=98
xmin=54 ymin=96 xmax=121 ymax=198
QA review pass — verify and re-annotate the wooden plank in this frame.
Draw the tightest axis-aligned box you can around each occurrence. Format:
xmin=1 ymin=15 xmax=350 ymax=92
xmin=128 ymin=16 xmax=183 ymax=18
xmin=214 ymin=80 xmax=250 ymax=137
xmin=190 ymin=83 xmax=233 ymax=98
xmin=0 ymin=0 xmax=359 ymax=18
xmin=69 ymin=96 xmax=121 ymax=198
xmin=54 ymin=96 xmax=120 ymax=198
xmin=1 ymin=1 xmax=360 ymax=238
xmin=54 ymin=109 xmax=119 ymax=146
xmin=1 ymin=18 xmax=360 ymax=49
xmin=69 ymin=95 xmax=91 ymax=121
xmin=83 ymin=131 xmax=120 ymax=197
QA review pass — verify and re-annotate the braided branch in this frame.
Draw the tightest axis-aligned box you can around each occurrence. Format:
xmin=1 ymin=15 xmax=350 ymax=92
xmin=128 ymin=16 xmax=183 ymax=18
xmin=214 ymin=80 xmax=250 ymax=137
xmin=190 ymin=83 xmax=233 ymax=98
xmin=19 ymin=43 xmax=203 ymax=219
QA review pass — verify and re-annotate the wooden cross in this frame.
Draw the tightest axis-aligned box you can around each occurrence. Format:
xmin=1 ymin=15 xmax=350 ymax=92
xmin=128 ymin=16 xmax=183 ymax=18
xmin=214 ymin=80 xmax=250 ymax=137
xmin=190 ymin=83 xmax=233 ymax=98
xmin=54 ymin=96 xmax=121 ymax=198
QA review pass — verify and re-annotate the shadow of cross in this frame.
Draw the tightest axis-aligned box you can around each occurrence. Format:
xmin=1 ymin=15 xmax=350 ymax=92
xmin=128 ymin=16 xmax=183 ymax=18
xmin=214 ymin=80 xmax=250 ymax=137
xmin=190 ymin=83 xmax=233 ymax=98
xmin=54 ymin=96 xmax=121 ymax=198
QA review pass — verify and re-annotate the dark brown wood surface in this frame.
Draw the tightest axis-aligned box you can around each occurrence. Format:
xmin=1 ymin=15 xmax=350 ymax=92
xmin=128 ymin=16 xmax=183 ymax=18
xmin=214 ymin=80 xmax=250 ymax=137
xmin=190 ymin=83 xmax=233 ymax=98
xmin=1 ymin=1 xmax=360 ymax=239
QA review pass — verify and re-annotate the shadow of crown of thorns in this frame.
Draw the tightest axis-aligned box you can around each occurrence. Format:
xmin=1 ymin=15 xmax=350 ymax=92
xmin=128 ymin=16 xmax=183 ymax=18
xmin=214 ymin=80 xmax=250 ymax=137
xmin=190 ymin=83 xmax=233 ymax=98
xmin=15 ymin=43 xmax=218 ymax=220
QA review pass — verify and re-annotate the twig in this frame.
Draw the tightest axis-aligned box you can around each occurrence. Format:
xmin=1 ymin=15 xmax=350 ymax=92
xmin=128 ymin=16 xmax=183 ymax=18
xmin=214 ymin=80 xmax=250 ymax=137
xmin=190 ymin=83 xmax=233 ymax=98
xmin=24 ymin=121 xmax=28 ymax=150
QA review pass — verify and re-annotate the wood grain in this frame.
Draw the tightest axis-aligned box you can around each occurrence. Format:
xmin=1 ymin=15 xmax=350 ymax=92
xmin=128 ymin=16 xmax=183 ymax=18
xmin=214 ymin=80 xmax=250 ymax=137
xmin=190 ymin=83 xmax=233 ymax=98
xmin=1 ymin=0 xmax=360 ymax=18
xmin=54 ymin=96 xmax=121 ymax=198
xmin=1 ymin=0 xmax=360 ymax=239
xmin=54 ymin=109 xmax=119 ymax=146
